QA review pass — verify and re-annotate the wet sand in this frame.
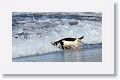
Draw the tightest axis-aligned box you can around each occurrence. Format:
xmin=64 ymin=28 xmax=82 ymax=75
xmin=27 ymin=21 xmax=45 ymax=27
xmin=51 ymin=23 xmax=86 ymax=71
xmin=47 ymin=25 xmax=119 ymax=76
xmin=12 ymin=48 xmax=102 ymax=62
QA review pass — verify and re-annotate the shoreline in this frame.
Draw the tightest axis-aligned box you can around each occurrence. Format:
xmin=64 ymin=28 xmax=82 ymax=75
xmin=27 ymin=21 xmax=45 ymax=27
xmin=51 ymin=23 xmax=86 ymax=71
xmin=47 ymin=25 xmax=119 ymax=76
xmin=13 ymin=47 xmax=102 ymax=62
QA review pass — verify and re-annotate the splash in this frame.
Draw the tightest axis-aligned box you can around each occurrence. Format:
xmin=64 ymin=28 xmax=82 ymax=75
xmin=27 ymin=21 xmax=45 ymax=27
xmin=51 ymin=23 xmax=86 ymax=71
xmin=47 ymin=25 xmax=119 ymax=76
xmin=12 ymin=12 xmax=102 ymax=58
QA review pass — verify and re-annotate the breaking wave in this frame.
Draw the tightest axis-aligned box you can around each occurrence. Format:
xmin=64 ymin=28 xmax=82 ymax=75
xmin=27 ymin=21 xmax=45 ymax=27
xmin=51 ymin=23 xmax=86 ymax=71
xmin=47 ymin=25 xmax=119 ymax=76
xmin=12 ymin=12 xmax=102 ymax=58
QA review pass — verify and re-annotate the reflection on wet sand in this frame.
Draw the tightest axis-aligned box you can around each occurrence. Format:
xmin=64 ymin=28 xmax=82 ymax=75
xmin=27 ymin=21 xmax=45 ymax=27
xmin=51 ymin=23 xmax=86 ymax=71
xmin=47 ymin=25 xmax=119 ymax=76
xmin=13 ymin=48 xmax=102 ymax=62
xmin=64 ymin=48 xmax=102 ymax=62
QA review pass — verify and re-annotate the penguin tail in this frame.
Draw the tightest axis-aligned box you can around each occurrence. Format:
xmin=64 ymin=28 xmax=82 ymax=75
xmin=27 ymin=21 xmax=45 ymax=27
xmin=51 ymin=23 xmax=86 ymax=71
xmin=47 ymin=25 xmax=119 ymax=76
xmin=79 ymin=36 xmax=84 ymax=39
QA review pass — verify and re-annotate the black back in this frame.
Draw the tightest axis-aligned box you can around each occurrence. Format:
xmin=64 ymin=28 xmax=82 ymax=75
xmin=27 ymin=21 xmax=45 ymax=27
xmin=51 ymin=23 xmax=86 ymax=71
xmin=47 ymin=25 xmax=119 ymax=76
xmin=61 ymin=38 xmax=76 ymax=41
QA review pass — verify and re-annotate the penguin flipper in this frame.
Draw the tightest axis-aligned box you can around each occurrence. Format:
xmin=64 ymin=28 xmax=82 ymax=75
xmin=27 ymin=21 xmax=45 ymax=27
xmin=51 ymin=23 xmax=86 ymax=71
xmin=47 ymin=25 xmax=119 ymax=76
xmin=60 ymin=42 xmax=65 ymax=50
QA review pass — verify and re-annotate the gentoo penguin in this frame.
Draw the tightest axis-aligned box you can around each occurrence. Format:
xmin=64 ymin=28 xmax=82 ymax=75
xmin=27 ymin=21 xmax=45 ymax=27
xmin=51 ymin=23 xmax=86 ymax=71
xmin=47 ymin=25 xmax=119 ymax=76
xmin=52 ymin=36 xmax=84 ymax=50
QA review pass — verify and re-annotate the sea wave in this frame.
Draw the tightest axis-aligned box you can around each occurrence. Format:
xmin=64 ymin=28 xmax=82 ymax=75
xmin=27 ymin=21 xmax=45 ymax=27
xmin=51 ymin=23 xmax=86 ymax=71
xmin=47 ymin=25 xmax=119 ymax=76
xmin=12 ymin=12 xmax=102 ymax=58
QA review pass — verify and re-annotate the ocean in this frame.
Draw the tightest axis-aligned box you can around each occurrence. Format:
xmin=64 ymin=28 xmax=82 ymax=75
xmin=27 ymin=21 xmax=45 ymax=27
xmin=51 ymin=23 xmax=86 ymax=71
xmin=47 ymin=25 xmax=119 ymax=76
xmin=12 ymin=12 xmax=102 ymax=62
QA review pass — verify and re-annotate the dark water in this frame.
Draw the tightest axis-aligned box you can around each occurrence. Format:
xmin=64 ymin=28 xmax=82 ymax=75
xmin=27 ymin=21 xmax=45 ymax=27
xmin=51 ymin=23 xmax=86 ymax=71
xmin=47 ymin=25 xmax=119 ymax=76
xmin=12 ymin=47 xmax=102 ymax=62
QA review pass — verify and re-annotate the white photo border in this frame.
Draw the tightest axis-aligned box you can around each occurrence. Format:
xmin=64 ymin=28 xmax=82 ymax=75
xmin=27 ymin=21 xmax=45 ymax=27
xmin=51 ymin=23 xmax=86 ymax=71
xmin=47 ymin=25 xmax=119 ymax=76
xmin=0 ymin=0 xmax=114 ymax=74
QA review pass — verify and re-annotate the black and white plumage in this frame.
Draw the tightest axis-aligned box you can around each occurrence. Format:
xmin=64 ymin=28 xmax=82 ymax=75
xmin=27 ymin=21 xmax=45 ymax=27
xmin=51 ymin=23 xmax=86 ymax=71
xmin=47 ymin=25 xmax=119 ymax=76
xmin=52 ymin=36 xmax=84 ymax=50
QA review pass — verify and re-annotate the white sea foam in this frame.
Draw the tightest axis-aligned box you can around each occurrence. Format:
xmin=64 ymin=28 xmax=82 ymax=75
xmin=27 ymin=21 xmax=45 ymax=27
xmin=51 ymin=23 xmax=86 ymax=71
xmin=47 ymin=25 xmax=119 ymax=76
xmin=12 ymin=12 xmax=102 ymax=58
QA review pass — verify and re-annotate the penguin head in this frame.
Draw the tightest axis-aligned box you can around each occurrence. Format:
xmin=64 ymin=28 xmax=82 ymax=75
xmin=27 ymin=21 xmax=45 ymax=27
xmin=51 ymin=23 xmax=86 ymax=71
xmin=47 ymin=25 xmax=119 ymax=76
xmin=51 ymin=42 xmax=58 ymax=46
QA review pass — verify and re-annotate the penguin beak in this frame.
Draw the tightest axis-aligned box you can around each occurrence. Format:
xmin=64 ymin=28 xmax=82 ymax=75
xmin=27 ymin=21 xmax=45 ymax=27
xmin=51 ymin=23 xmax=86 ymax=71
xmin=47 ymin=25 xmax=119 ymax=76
xmin=51 ymin=42 xmax=54 ymax=45
xmin=51 ymin=42 xmax=57 ymax=46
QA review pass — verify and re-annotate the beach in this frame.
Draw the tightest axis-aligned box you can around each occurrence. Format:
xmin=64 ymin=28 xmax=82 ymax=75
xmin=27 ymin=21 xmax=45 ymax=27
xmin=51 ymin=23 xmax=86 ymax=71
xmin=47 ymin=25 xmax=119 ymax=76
xmin=13 ymin=47 xmax=102 ymax=62
xmin=12 ymin=12 xmax=102 ymax=62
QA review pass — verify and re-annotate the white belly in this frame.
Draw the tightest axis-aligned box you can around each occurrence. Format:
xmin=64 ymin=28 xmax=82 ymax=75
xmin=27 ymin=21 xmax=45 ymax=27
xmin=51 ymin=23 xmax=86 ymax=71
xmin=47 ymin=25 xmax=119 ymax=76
xmin=63 ymin=40 xmax=80 ymax=49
